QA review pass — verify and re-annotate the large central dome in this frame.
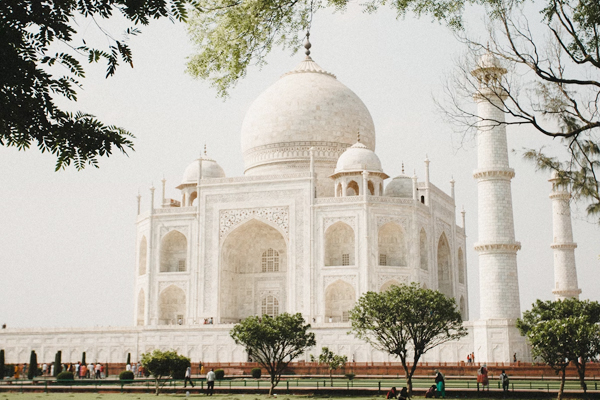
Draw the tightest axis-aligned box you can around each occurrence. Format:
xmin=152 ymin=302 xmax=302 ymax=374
xmin=240 ymin=55 xmax=376 ymax=192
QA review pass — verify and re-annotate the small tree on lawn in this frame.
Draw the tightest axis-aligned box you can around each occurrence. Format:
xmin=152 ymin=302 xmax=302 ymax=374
xmin=81 ymin=352 xmax=86 ymax=365
xmin=27 ymin=351 xmax=37 ymax=379
xmin=126 ymin=353 xmax=131 ymax=365
xmin=517 ymin=298 xmax=600 ymax=400
xmin=140 ymin=349 xmax=190 ymax=395
xmin=0 ymin=349 xmax=5 ymax=380
xmin=318 ymin=347 xmax=347 ymax=386
xmin=230 ymin=312 xmax=316 ymax=396
xmin=350 ymin=283 xmax=467 ymax=394
xmin=53 ymin=351 xmax=62 ymax=377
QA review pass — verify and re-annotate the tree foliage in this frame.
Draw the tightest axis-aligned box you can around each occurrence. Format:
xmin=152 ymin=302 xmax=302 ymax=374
xmin=517 ymin=298 xmax=600 ymax=400
xmin=27 ymin=350 xmax=37 ymax=379
xmin=350 ymin=283 xmax=466 ymax=394
xmin=1 ymin=0 xmax=190 ymax=170
xmin=0 ymin=349 xmax=5 ymax=380
xmin=318 ymin=347 xmax=347 ymax=385
xmin=438 ymin=0 xmax=600 ymax=221
xmin=230 ymin=312 xmax=316 ymax=396
xmin=140 ymin=349 xmax=191 ymax=395
xmin=185 ymin=0 xmax=465 ymax=96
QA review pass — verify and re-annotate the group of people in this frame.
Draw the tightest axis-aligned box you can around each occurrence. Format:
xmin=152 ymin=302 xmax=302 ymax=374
xmin=69 ymin=362 xmax=105 ymax=379
xmin=387 ymin=367 xmax=510 ymax=399
xmin=125 ymin=362 xmax=145 ymax=377
xmin=202 ymin=318 xmax=214 ymax=325
xmin=183 ymin=366 xmax=216 ymax=395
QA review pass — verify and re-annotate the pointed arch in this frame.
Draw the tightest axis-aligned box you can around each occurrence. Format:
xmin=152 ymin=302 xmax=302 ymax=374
xmin=158 ymin=285 xmax=186 ymax=325
xmin=437 ymin=233 xmax=453 ymax=298
xmin=346 ymin=181 xmax=359 ymax=196
xmin=160 ymin=230 xmax=187 ymax=272
xmin=420 ymin=228 xmax=428 ymax=270
xmin=458 ymin=247 xmax=465 ymax=284
xmin=138 ymin=236 xmax=147 ymax=275
xmin=325 ymin=222 xmax=355 ymax=266
xmin=220 ymin=219 xmax=287 ymax=323
xmin=367 ymin=180 xmax=375 ymax=195
xmin=137 ymin=289 xmax=145 ymax=326
xmin=378 ymin=222 xmax=406 ymax=266
xmin=325 ymin=280 xmax=355 ymax=323
xmin=336 ymin=183 xmax=343 ymax=197
xmin=189 ymin=191 xmax=198 ymax=206
xmin=459 ymin=296 xmax=466 ymax=320
xmin=380 ymin=280 xmax=402 ymax=292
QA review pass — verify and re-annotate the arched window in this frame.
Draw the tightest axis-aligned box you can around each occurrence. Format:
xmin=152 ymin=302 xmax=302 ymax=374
xmin=336 ymin=183 xmax=342 ymax=197
xmin=419 ymin=228 xmax=428 ymax=270
xmin=261 ymin=295 xmax=279 ymax=317
xmin=347 ymin=181 xmax=359 ymax=196
xmin=420 ymin=195 xmax=425 ymax=204
xmin=138 ymin=236 xmax=147 ymax=275
xmin=324 ymin=222 xmax=355 ymax=266
xmin=261 ymin=248 xmax=280 ymax=272
xmin=458 ymin=248 xmax=465 ymax=284
xmin=160 ymin=231 xmax=187 ymax=272
xmin=437 ymin=233 xmax=453 ymax=298
xmin=367 ymin=180 xmax=375 ymax=195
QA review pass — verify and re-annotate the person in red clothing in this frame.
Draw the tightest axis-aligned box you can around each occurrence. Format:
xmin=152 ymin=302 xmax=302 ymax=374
xmin=386 ymin=386 xmax=398 ymax=399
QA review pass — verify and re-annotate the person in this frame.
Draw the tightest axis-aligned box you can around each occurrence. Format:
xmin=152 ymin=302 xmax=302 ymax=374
xmin=398 ymin=387 xmax=408 ymax=400
xmin=42 ymin=363 xmax=47 ymax=376
xmin=87 ymin=362 xmax=94 ymax=378
xmin=126 ymin=363 xmax=131 ymax=371
xmin=477 ymin=365 xmax=489 ymax=390
xmin=467 ymin=354 xmax=471 ymax=363
xmin=184 ymin=365 xmax=194 ymax=388
xmin=95 ymin=363 xmax=101 ymax=379
xmin=471 ymin=352 xmax=475 ymax=364
xmin=206 ymin=368 xmax=215 ymax=395
xmin=386 ymin=386 xmax=398 ymax=399
xmin=425 ymin=385 xmax=437 ymax=398
xmin=499 ymin=370 xmax=509 ymax=392
xmin=80 ymin=364 xmax=87 ymax=379
xmin=434 ymin=370 xmax=445 ymax=398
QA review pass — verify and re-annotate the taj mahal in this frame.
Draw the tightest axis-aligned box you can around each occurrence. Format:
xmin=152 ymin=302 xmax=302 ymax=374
xmin=0 ymin=41 xmax=583 ymax=365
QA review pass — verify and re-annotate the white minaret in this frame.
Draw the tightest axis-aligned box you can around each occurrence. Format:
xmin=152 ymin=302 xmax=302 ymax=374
xmin=471 ymin=52 xmax=527 ymax=362
xmin=549 ymin=172 xmax=581 ymax=300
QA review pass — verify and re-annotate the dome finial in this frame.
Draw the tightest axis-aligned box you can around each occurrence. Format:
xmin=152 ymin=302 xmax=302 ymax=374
xmin=304 ymin=31 xmax=312 ymax=57
xmin=357 ymin=131 xmax=361 ymax=143
xmin=204 ymin=143 xmax=207 ymax=156
xmin=402 ymin=162 xmax=405 ymax=174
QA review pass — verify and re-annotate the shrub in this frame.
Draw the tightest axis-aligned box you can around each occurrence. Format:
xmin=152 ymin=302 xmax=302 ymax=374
xmin=215 ymin=369 xmax=225 ymax=380
xmin=119 ymin=370 xmax=134 ymax=380
xmin=345 ymin=373 xmax=355 ymax=380
xmin=57 ymin=371 xmax=74 ymax=381
xmin=251 ymin=368 xmax=261 ymax=379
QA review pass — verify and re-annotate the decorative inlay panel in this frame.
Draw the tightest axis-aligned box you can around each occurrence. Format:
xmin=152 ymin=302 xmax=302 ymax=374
xmin=219 ymin=207 xmax=289 ymax=239
xmin=158 ymin=281 xmax=186 ymax=293
xmin=324 ymin=216 xmax=356 ymax=230
xmin=474 ymin=242 xmax=521 ymax=252
xmin=376 ymin=216 xmax=409 ymax=229
xmin=378 ymin=274 xmax=409 ymax=287
xmin=323 ymin=275 xmax=356 ymax=288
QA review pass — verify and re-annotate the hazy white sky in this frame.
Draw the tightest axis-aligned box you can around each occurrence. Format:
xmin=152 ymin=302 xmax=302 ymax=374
xmin=0 ymin=5 xmax=597 ymax=328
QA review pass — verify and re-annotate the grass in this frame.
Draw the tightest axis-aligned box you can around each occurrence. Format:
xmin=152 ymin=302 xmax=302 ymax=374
xmin=0 ymin=395 xmax=561 ymax=400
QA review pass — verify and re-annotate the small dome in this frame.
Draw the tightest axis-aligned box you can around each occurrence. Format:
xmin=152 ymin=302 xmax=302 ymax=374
xmin=181 ymin=157 xmax=225 ymax=185
xmin=385 ymin=175 xmax=413 ymax=198
xmin=478 ymin=52 xmax=503 ymax=69
xmin=334 ymin=142 xmax=382 ymax=174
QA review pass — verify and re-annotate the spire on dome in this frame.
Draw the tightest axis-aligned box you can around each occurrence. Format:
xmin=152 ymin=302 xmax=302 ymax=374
xmin=204 ymin=143 xmax=207 ymax=156
xmin=304 ymin=31 xmax=311 ymax=57
xmin=357 ymin=132 xmax=361 ymax=143
xmin=402 ymin=162 xmax=405 ymax=174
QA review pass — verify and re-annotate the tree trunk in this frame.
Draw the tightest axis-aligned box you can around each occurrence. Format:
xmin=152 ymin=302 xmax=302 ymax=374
xmin=576 ymin=361 xmax=587 ymax=393
xmin=557 ymin=368 xmax=566 ymax=400
xmin=155 ymin=378 xmax=160 ymax=396
xmin=269 ymin=380 xmax=275 ymax=396
xmin=400 ymin=360 xmax=412 ymax=394
xmin=330 ymin=370 xmax=333 ymax=386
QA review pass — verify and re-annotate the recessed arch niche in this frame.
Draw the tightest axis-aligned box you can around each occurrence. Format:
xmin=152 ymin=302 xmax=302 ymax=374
xmin=324 ymin=280 xmax=355 ymax=323
xmin=158 ymin=285 xmax=186 ymax=325
xmin=220 ymin=219 xmax=287 ymax=323
xmin=380 ymin=280 xmax=402 ymax=292
xmin=138 ymin=236 xmax=147 ymax=275
xmin=137 ymin=289 xmax=145 ymax=326
xmin=324 ymin=222 xmax=355 ymax=266
xmin=437 ymin=233 xmax=453 ymax=298
xmin=160 ymin=230 xmax=187 ymax=272
xmin=419 ymin=228 xmax=428 ymax=270
xmin=378 ymin=222 xmax=406 ymax=266
xmin=458 ymin=247 xmax=465 ymax=284
xmin=459 ymin=295 xmax=466 ymax=320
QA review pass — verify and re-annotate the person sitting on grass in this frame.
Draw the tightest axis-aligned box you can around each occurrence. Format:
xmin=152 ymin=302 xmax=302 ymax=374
xmin=425 ymin=385 xmax=437 ymax=398
xmin=399 ymin=386 xmax=409 ymax=400
xmin=386 ymin=386 xmax=398 ymax=399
